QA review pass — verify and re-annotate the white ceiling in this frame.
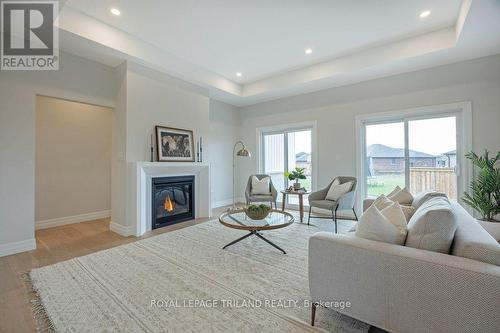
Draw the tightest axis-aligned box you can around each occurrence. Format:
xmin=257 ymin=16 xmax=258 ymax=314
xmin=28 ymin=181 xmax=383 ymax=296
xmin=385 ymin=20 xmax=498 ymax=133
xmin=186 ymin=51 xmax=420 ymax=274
xmin=56 ymin=0 xmax=500 ymax=106
xmin=65 ymin=0 xmax=462 ymax=83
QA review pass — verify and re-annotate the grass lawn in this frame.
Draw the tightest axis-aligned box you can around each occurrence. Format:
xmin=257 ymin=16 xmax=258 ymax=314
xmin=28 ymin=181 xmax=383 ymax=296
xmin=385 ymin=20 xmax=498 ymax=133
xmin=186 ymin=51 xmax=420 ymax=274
xmin=367 ymin=174 xmax=404 ymax=197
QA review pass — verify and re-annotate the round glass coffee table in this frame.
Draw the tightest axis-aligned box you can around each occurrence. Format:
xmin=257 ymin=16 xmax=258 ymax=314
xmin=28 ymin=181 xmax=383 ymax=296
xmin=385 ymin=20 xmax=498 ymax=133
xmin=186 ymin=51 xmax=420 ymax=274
xmin=219 ymin=209 xmax=294 ymax=254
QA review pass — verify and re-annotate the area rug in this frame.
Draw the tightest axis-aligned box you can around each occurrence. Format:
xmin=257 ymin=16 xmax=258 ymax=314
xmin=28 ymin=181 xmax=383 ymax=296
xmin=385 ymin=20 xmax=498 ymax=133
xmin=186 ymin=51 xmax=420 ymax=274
xmin=28 ymin=218 xmax=370 ymax=333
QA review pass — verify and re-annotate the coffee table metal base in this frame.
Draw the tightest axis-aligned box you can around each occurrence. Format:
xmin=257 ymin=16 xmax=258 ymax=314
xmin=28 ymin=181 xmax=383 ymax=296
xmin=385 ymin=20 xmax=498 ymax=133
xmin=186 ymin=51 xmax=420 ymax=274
xmin=222 ymin=230 xmax=286 ymax=254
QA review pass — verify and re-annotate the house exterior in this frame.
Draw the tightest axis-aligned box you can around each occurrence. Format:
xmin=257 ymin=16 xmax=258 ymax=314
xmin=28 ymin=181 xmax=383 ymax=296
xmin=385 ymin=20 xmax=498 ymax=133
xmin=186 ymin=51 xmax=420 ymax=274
xmin=367 ymin=144 xmax=436 ymax=175
xmin=439 ymin=149 xmax=457 ymax=168
xmin=295 ymin=151 xmax=312 ymax=173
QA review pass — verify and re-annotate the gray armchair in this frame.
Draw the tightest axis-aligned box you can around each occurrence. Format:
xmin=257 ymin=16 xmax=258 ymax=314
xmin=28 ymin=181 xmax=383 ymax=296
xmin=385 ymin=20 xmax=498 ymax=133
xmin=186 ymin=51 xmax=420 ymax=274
xmin=307 ymin=176 xmax=358 ymax=233
xmin=245 ymin=174 xmax=278 ymax=208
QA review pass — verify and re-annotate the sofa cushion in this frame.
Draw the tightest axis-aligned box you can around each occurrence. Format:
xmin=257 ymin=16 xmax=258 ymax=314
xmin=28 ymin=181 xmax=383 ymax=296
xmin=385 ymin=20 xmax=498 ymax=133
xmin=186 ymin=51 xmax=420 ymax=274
xmin=450 ymin=202 xmax=500 ymax=266
xmin=405 ymin=196 xmax=457 ymax=253
xmin=412 ymin=190 xmax=447 ymax=210
xmin=355 ymin=203 xmax=407 ymax=245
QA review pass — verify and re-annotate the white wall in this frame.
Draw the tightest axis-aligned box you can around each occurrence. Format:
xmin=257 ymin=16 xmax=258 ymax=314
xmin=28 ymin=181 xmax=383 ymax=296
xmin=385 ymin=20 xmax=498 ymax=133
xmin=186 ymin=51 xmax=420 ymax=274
xmin=0 ymin=52 xmax=116 ymax=256
xmin=125 ymin=63 xmax=210 ymax=162
xmin=237 ymin=55 xmax=500 ymax=206
xmin=208 ymin=100 xmax=241 ymax=206
xmin=111 ymin=62 xmax=239 ymax=232
xmin=35 ymin=96 xmax=112 ymax=223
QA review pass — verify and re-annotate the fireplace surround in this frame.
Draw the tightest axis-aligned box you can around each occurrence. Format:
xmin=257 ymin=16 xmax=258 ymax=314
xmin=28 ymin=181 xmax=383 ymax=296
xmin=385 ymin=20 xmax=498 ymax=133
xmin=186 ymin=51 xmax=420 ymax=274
xmin=119 ymin=162 xmax=211 ymax=237
xmin=152 ymin=175 xmax=194 ymax=229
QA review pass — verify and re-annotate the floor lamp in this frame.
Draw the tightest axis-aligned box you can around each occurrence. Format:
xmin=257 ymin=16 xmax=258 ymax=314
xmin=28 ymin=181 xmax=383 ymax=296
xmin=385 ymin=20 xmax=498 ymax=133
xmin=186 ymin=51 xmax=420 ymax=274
xmin=233 ymin=141 xmax=251 ymax=209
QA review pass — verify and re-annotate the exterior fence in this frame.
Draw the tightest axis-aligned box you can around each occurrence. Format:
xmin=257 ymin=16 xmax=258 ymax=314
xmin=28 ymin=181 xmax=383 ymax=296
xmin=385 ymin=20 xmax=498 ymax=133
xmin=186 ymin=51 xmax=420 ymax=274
xmin=410 ymin=167 xmax=456 ymax=199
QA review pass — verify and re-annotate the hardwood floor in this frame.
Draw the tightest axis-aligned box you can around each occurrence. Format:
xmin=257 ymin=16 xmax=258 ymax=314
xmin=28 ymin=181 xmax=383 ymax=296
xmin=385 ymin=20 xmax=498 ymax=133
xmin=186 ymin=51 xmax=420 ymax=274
xmin=0 ymin=207 xmax=227 ymax=333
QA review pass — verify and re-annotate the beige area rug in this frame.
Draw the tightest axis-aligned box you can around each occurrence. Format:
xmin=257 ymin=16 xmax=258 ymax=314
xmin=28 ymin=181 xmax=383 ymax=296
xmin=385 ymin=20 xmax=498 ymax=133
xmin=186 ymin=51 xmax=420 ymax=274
xmin=28 ymin=218 xmax=370 ymax=333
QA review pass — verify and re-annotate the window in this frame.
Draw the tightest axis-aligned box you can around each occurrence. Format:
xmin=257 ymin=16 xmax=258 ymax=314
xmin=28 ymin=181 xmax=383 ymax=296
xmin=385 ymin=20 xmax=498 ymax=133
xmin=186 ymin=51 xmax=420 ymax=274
xmin=260 ymin=124 xmax=315 ymax=207
xmin=357 ymin=102 xmax=471 ymax=208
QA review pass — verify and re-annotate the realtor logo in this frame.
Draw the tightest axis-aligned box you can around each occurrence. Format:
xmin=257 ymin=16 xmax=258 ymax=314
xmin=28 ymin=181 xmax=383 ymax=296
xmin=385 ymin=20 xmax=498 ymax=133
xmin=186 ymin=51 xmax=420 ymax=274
xmin=1 ymin=1 xmax=59 ymax=70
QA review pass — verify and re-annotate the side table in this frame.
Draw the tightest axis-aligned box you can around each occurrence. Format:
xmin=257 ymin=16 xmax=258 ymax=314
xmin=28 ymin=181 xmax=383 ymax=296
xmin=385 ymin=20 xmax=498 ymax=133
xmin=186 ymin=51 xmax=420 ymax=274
xmin=280 ymin=190 xmax=309 ymax=223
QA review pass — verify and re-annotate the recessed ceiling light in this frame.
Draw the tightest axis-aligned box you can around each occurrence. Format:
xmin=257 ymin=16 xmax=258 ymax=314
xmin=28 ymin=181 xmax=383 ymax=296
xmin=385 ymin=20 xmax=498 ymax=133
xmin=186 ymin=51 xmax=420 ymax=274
xmin=110 ymin=8 xmax=121 ymax=16
xmin=419 ymin=10 xmax=430 ymax=18
xmin=236 ymin=72 xmax=242 ymax=77
xmin=305 ymin=48 xmax=313 ymax=55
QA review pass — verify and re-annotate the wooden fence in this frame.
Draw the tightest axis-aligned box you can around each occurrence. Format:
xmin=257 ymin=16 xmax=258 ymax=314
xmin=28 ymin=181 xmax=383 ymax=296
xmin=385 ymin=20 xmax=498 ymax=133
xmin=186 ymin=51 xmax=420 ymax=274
xmin=409 ymin=167 xmax=456 ymax=199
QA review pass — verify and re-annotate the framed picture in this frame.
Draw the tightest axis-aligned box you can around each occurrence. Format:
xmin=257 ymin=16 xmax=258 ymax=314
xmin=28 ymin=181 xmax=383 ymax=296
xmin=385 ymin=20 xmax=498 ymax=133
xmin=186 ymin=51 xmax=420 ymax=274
xmin=155 ymin=126 xmax=195 ymax=162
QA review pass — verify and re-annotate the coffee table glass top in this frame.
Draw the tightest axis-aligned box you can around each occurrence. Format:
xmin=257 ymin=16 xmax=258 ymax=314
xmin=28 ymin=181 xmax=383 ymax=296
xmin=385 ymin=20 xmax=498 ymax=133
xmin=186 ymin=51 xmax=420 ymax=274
xmin=219 ymin=209 xmax=294 ymax=231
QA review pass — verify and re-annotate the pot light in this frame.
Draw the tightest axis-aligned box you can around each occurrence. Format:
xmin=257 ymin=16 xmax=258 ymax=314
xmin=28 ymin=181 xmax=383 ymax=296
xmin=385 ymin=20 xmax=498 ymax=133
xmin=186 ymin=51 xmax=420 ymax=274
xmin=236 ymin=72 xmax=242 ymax=77
xmin=110 ymin=8 xmax=121 ymax=16
xmin=305 ymin=48 xmax=313 ymax=55
xmin=419 ymin=10 xmax=430 ymax=18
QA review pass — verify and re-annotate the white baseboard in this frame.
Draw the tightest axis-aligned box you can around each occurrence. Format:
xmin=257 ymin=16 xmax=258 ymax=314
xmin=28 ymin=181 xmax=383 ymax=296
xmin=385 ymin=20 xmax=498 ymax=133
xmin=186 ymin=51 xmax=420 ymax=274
xmin=212 ymin=198 xmax=233 ymax=208
xmin=212 ymin=197 xmax=245 ymax=208
xmin=36 ymin=210 xmax=111 ymax=230
xmin=109 ymin=221 xmax=134 ymax=236
xmin=0 ymin=238 xmax=36 ymax=257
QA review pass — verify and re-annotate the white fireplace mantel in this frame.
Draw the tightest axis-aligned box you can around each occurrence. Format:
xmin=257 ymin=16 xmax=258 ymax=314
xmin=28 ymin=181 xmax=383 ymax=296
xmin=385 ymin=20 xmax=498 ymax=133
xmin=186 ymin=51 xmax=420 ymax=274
xmin=128 ymin=162 xmax=211 ymax=236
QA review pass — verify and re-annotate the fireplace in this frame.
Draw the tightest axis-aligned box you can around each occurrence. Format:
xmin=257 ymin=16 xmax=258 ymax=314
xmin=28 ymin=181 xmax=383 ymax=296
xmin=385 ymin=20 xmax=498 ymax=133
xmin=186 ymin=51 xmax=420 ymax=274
xmin=152 ymin=175 xmax=194 ymax=229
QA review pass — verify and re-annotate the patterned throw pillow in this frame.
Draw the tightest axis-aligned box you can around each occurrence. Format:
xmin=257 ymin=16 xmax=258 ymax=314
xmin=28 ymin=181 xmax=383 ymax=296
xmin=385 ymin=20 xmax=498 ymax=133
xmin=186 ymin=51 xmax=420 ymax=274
xmin=371 ymin=194 xmax=416 ymax=221
xmin=388 ymin=187 xmax=414 ymax=205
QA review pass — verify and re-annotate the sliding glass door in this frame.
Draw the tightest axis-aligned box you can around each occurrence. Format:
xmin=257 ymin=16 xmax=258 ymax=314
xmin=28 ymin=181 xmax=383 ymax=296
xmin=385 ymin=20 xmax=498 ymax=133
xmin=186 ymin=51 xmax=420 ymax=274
xmin=364 ymin=114 xmax=459 ymax=200
xmin=261 ymin=127 xmax=313 ymax=206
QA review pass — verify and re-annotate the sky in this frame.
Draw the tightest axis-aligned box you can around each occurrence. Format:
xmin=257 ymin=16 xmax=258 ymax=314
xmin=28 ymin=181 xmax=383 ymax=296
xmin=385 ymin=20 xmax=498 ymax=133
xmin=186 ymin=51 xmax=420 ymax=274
xmin=366 ymin=116 xmax=456 ymax=155
xmin=290 ymin=130 xmax=311 ymax=153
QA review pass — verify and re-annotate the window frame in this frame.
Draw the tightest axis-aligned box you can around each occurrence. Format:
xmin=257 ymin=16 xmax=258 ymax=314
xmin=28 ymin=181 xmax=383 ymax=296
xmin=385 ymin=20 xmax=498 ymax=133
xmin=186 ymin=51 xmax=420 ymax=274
xmin=257 ymin=121 xmax=317 ymax=209
xmin=355 ymin=102 xmax=472 ymax=213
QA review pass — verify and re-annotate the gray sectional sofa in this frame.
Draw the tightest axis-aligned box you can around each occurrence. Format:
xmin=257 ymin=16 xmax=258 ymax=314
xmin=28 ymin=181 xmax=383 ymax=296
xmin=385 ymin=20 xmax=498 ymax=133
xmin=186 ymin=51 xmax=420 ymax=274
xmin=308 ymin=195 xmax=500 ymax=333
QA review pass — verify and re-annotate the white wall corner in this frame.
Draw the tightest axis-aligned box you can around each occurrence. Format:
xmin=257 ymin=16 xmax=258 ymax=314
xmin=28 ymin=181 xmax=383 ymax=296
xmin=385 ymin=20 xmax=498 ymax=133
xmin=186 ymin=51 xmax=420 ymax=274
xmin=213 ymin=197 xmax=246 ymax=208
xmin=0 ymin=238 xmax=36 ymax=257
xmin=109 ymin=221 xmax=134 ymax=237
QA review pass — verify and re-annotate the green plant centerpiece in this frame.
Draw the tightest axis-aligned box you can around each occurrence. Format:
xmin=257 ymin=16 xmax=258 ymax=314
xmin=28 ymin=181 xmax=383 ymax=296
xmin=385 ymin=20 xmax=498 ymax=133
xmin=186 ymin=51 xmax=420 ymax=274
xmin=462 ymin=150 xmax=500 ymax=221
xmin=285 ymin=167 xmax=307 ymax=190
xmin=244 ymin=204 xmax=271 ymax=220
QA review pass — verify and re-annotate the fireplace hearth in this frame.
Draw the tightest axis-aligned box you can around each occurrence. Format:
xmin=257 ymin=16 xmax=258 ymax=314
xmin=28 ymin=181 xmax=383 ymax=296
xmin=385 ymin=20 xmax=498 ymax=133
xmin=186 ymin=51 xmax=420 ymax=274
xmin=152 ymin=175 xmax=194 ymax=229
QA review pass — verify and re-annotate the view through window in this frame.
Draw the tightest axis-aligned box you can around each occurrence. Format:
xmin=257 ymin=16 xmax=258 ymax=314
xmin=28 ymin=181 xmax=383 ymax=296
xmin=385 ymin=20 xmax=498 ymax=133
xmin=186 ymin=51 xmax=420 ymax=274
xmin=262 ymin=128 xmax=312 ymax=206
xmin=365 ymin=116 xmax=457 ymax=200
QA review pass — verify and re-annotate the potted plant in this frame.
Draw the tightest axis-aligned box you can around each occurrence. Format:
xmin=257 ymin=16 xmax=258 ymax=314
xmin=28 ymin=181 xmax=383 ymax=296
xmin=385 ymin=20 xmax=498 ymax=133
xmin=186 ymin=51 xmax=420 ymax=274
xmin=462 ymin=150 xmax=500 ymax=240
xmin=285 ymin=167 xmax=307 ymax=190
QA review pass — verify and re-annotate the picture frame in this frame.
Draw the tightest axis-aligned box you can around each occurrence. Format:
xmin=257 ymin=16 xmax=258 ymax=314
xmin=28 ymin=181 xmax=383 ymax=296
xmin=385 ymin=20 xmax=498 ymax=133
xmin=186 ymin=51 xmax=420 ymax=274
xmin=155 ymin=126 xmax=195 ymax=162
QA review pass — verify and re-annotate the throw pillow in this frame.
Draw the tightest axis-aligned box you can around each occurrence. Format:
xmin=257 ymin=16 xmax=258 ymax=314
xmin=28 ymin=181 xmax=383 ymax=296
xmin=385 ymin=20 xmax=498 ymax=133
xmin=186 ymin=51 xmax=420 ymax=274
xmin=370 ymin=195 xmax=415 ymax=222
xmin=388 ymin=187 xmax=414 ymax=205
xmin=251 ymin=176 xmax=270 ymax=195
xmin=371 ymin=195 xmax=393 ymax=210
xmin=400 ymin=205 xmax=416 ymax=221
xmin=325 ymin=181 xmax=353 ymax=201
xmin=405 ymin=196 xmax=457 ymax=254
xmin=355 ymin=203 xmax=408 ymax=245
xmin=387 ymin=185 xmax=401 ymax=197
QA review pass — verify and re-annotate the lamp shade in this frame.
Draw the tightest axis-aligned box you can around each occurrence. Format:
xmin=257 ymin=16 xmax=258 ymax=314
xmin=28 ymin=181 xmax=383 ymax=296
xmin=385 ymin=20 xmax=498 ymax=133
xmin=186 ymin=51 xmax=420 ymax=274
xmin=236 ymin=148 xmax=251 ymax=157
